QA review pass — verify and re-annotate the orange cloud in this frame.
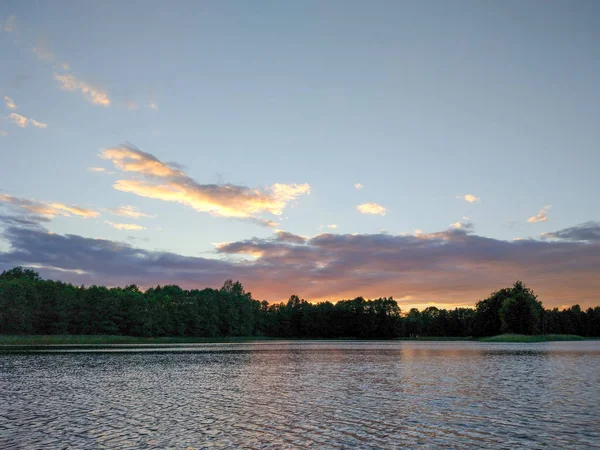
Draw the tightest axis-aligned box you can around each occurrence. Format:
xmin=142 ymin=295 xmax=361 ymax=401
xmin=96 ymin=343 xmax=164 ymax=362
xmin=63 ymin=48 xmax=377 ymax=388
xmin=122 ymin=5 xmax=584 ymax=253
xmin=101 ymin=146 xmax=183 ymax=178
xmin=101 ymin=144 xmax=310 ymax=223
xmin=528 ymin=205 xmax=551 ymax=223
xmin=4 ymin=96 xmax=16 ymax=110
xmin=49 ymin=204 xmax=100 ymax=218
xmin=109 ymin=205 xmax=155 ymax=219
xmin=458 ymin=194 xmax=480 ymax=203
xmin=104 ymin=220 xmax=145 ymax=231
xmin=356 ymin=202 xmax=387 ymax=216
xmin=450 ymin=220 xmax=473 ymax=229
xmin=0 ymin=194 xmax=99 ymax=218
xmin=354 ymin=183 xmax=363 ymax=189
xmin=54 ymin=73 xmax=110 ymax=106
xmin=112 ymin=179 xmax=309 ymax=218
xmin=8 ymin=113 xmax=47 ymax=129
xmin=29 ymin=119 xmax=47 ymax=128
xmin=8 ymin=113 xmax=27 ymax=128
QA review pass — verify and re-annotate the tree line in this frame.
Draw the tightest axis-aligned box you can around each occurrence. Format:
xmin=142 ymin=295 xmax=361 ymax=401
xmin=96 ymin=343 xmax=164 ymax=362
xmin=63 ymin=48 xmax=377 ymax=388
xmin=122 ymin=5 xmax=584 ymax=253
xmin=1 ymin=267 xmax=599 ymax=338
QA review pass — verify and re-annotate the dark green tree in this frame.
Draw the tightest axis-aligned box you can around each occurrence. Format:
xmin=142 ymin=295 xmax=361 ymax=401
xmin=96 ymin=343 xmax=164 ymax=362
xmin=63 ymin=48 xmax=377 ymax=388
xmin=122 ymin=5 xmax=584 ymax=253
xmin=0 ymin=266 xmax=42 ymax=282
xmin=474 ymin=286 xmax=513 ymax=336
xmin=498 ymin=281 xmax=543 ymax=334
xmin=0 ymin=268 xmax=598 ymax=339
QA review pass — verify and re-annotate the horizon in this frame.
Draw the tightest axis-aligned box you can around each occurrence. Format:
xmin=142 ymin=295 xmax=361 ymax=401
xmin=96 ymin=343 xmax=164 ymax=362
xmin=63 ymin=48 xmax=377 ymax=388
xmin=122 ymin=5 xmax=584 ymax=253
xmin=1 ymin=1 xmax=599 ymax=311
xmin=1 ymin=266 xmax=591 ymax=313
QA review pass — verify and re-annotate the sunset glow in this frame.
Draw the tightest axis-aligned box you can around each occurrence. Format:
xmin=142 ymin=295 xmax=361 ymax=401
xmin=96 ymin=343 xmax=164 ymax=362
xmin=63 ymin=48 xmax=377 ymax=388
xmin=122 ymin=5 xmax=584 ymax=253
xmin=1 ymin=2 xmax=599 ymax=310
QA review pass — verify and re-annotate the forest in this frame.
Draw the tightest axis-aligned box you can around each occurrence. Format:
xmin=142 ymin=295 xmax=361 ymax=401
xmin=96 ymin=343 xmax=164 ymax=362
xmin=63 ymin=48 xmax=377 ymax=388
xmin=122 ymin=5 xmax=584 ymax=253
xmin=1 ymin=267 xmax=599 ymax=338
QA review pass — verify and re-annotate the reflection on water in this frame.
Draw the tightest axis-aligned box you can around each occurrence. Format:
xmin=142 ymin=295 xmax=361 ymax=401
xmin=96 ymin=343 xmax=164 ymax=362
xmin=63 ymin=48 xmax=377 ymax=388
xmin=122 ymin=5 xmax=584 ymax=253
xmin=1 ymin=341 xmax=599 ymax=449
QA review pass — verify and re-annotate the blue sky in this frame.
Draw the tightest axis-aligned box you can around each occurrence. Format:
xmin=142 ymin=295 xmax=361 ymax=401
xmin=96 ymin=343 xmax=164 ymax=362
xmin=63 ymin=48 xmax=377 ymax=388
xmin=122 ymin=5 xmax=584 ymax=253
xmin=1 ymin=1 xmax=599 ymax=308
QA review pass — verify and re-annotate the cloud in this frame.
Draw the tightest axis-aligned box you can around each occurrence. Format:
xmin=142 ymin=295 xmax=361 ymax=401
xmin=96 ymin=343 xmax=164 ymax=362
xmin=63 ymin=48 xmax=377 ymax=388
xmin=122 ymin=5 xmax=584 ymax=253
xmin=354 ymin=183 xmax=363 ymax=189
xmin=327 ymin=224 xmax=338 ymax=229
xmin=3 ymin=15 xmax=15 ymax=32
xmin=32 ymin=43 xmax=55 ymax=62
xmin=32 ymin=37 xmax=69 ymax=70
xmin=247 ymin=218 xmax=280 ymax=228
xmin=214 ymin=225 xmax=600 ymax=306
xmin=109 ymin=205 xmax=154 ymax=219
xmin=4 ymin=96 xmax=16 ymax=110
xmin=0 ymin=194 xmax=99 ymax=218
xmin=29 ymin=119 xmax=47 ymax=128
xmin=450 ymin=221 xmax=473 ymax=230
xmin=0 ymin=224 xmax=236 ymax=289
xmin=458 ymin=194 xmax=480 ymax=203
xmin=48 ymin=204 xmax=99 ymax=218
xmin=8 ymin=113 xmax=47 ymax=129
xmin=88 ymin=167 xmax=105 ymax=173
xmin=356 ymin=202 xmax=387 ymax=216
xmin=8 ymin=113 xmax=27 ymax=128
xmin=216 ymin=231 xmax=309 ymax=258
xmin=0 ymin=194 xmax=58 ymax=217
xmin=411 ymin=226 xmax=475 ymax=241
xmin=149 ymin=101 xmax=159 ymax=111
xmin=26 ymin=264 xmax=87 ymax=275
xmin=528 ymin=205 xmax=551 ymax=223
xmin=275 ymin=231 xmax=307 ymax=244
xmin=104 ymin=221 xmax=146 ymax=231
xmin=54 ymin=73 xmax=110 ymax=106
xmin=4 ymin=221 xmax=599 ymax=309
xmin=541 ymin=222 xmax=600 ymax=242
xmin=100 ymin=143 xmax=310 ymax=223
xmin=214 ymin=241 xmax=265 ymax=259
xmin=101 ymin=145 xmax=183 ymax=178
xmin=0 ymin=211 xmax=50 ymax=228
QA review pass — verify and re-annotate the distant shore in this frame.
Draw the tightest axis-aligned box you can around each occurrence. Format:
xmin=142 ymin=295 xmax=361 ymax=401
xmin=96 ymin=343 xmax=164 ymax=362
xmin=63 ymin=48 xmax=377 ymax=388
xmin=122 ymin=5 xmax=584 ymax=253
xmin=0 ymin=333 xmax=593 ymax=346
xmin=0 ymin=335 xmax=279 ymax=346
xmin=479 ymin=334 xmax=586 ymax=342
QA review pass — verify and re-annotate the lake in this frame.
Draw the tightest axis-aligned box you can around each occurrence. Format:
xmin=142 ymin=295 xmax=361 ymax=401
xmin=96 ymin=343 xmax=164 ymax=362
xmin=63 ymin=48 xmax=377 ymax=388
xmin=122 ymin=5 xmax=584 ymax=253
xmin=1 ymin=341 xmax=599 ymax=449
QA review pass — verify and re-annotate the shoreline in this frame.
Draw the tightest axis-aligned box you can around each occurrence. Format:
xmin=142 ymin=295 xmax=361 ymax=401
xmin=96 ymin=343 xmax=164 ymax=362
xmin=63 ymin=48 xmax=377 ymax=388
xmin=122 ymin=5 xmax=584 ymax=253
xmin=0 ymin=333 xmax=592 ymax=346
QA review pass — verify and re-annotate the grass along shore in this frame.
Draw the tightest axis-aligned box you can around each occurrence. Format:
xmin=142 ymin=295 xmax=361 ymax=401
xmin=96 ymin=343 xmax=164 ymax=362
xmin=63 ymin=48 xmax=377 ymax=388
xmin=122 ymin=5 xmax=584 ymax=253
xmin=0 ymin=335 xmax=280 ymax=346
xmin=0 ymin=334 xmax=592 ymax=345
xmin=479 ymin=334 xmax=586 ymax=342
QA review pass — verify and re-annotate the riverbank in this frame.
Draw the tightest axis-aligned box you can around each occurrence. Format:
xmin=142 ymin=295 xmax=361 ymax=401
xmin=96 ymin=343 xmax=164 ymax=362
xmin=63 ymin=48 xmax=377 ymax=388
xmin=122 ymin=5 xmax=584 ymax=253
xmin=0 ymin=333 xmax=592 ymax=345
xmin=0 ymin=335 xmax=280 ymax=345
xmin=480 ymin=334 xmax=586 ymax=342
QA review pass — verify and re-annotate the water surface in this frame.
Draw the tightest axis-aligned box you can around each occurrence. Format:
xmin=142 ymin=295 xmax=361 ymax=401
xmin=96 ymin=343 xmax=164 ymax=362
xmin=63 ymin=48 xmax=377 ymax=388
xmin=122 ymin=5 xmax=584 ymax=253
xmin=1 ymin=341 xmax=599 ymax=449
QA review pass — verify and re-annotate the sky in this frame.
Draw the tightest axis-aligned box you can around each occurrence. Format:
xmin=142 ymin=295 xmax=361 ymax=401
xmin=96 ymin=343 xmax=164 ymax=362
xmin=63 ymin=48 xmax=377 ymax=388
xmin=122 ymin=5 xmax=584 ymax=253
xmin=1 ymin=1 xmax=599 ymax=310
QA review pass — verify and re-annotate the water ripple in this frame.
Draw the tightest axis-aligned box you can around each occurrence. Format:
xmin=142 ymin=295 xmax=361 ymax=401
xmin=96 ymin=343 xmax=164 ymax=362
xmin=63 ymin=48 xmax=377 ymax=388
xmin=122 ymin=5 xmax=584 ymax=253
xmin=1 ymin=341 xmax=599 ymax=449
